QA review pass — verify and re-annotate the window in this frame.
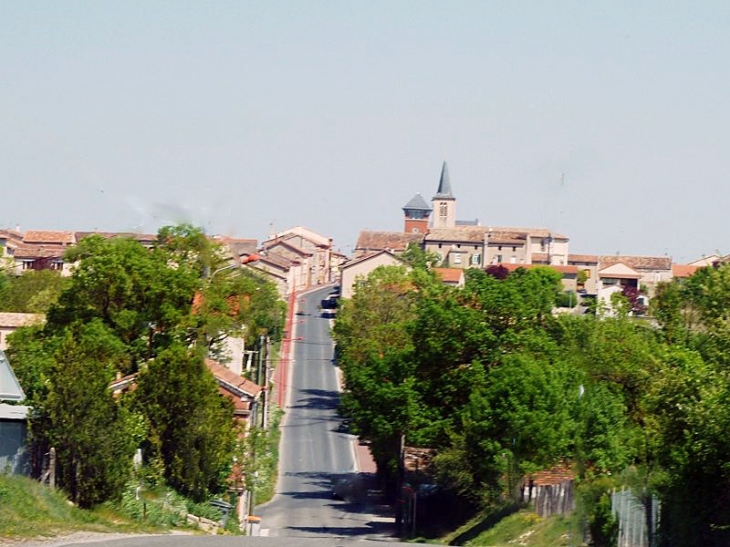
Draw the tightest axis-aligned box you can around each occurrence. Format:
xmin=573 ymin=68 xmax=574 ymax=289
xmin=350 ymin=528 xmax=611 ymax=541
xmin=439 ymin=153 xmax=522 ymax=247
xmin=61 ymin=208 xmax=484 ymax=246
xmin=496 ymin=254 xmax=503 ymax=263
xmin=440 ymin=202 xmax=448 ymax=218
xmin=510 ymin=256 xmax=517 ymax=264
xmin=454 ymin=254 xmax=462 ymax=265
xmin=471 ymin=253 xmax=482 ymax=265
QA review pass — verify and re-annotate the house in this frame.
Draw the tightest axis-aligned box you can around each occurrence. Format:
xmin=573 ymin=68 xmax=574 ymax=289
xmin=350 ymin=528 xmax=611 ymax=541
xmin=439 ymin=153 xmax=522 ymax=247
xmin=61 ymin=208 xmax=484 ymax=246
xmin=206 ymin=359 xmax=263 ymax=429
xmin=433 ymin=267 xmax=465 ymax=287
xmin=0 ymin=313 xmax=44 ymax=351
xmin=265 ymin=226 xmax=336 ymax=286
xmin=568 ymin=254 xmax=599 ymax=294
xmin=425 ymin=227 xmax=487 ymax=268
xmin=353 ymin=230 xmax=424 ymax=259
xmin=0 ymin=229 xmax=22 ymax=269
xmin=597 ymin=255 xmax=672 ymax=297
xmin=12 ymin=230 xmax=76 ymax=276
xmin=0 ymin=349 xmax=29 ymax=475
xmin=340 ymin=250 xmax=407 ymax=299
xmin=672 ymin=263 xmax=701 ymax=280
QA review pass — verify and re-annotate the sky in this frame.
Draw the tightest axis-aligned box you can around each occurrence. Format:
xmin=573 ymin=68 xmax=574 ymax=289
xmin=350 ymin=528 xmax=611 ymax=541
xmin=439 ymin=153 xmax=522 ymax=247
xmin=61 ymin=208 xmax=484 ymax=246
xmin=2 ymin=2 xmax=729 ymax=263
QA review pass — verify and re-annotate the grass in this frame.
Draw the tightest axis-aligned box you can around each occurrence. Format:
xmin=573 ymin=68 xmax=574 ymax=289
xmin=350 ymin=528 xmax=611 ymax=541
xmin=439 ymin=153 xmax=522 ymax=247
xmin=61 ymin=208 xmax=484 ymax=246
xmin=0 ymin=474 xmax=163 ymax=540
xmin=437 ymin=505 xmax=576 ymax=547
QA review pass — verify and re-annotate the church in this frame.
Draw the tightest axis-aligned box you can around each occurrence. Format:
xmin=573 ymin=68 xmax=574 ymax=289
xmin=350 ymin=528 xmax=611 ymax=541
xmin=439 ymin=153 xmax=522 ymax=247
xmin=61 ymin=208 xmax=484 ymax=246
xmin=354 ymin=161 xmax=570 ymax=269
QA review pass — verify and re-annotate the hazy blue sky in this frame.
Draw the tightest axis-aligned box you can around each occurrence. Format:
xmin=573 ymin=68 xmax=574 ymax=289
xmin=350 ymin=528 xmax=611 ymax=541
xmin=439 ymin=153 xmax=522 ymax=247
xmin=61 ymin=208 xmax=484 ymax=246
xmin=2 ymin=2 xmax=729 ymax=262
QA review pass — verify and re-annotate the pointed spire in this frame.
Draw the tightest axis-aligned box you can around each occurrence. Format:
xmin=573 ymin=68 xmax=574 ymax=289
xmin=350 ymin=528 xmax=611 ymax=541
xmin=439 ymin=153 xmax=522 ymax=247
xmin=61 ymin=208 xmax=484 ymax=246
xmin=433 ymin=161 xmax=454 ymax=200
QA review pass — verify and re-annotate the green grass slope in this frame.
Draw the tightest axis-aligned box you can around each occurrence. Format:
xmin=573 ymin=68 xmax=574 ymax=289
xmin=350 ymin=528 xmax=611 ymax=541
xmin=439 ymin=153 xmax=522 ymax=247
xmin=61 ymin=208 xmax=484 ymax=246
xmin=0 ymin=474 xmax=159 ymax=540
xmin=440 ymin=507 xmax=575 ymax=547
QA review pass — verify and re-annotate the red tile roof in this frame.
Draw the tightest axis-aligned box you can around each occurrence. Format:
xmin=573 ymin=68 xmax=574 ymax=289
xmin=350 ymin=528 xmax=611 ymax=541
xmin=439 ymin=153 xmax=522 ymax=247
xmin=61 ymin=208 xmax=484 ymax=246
xmin=569 ymin=254 xmax=599 ymax=264
xmin=433 ymin=267 xmax=464 ymax=284
xmin=672 ymin=264 xmax=701 ymax=278
xmin=599 ymin=255 xmax=672 ymax=271
xmin=425 ymin=227 xmax=488 ymax=244
xmin=13 ymin=243 xmax=67 ymax=259
xmin=23 ymin=231 xmax=75 ymax=245
xmin=355 ymin=231 xmax=424 ymax=254
xmin=206 ymin=359 xmax=262 ymax=399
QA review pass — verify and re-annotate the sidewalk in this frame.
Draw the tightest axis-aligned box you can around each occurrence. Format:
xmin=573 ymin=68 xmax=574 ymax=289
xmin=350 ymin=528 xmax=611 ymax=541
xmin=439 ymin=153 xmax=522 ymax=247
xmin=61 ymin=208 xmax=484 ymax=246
xmin=355 ymin=439 xmax=377 ymax=474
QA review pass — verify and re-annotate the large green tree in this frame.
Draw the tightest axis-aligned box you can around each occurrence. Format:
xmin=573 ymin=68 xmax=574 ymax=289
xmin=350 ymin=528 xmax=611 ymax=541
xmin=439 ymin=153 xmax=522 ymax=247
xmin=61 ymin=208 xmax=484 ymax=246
xmin=45 ymin=320 xmax=138 ymax=507
xmin=133 ymin=344 xmax=237 ymax=501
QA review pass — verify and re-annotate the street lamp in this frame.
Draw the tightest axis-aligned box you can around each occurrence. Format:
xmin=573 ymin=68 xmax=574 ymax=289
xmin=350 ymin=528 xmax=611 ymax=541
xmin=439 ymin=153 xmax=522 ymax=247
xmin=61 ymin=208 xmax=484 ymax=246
xmin=209 ymin=253 xmax=261 ymax=280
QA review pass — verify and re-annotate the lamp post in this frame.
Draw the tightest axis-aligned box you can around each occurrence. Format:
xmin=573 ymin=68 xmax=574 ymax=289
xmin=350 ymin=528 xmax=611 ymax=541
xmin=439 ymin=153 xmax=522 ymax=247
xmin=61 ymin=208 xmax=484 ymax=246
xmin=209 ymin=253 xmax=261 ymax=280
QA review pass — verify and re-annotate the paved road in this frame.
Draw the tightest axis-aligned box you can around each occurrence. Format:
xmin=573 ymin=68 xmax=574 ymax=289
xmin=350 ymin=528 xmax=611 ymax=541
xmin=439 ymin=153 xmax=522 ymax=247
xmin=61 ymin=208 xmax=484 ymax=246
xmin=256 ymin=286 xmax=397 ymax=541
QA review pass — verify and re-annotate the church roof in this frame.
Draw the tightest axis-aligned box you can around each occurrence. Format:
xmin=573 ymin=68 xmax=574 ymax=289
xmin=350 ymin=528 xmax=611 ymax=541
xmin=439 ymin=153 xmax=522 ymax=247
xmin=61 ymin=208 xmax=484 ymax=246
xmin=432 ymin=161 xmax=454 ymax=200
xmin=402 ymin=193 xmax=432 ymax=212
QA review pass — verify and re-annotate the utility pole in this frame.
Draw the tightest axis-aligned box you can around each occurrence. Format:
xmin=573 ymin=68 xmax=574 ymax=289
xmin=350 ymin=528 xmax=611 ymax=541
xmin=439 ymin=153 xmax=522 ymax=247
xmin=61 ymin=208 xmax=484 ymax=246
xmin=262 ymin=336 xmax=270 ymax=430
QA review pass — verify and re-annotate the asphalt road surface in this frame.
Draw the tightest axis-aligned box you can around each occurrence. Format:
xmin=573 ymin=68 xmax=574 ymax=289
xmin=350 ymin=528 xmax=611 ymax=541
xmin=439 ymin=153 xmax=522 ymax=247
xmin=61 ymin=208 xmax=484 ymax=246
xmin=256 ymin=286 xmax=397 ymax=541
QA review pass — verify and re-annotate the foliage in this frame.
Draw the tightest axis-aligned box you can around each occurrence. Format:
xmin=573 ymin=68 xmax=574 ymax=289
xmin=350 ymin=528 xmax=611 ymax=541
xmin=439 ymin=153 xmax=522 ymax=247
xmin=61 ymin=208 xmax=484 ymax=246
xmin=53 ymin=234 xmax=199 ymax=372
xmin=133 ymin=344 xmax=237 ymax=502
xmin=7 ymin=224 xmax=284 ymax=510
xmin=555 ymin=290 xmax=577 ymax=308
xmin=0 ymin=269 xmax=70 ymax=313
xmin=44 ymin=320 xmax=139 ymax=508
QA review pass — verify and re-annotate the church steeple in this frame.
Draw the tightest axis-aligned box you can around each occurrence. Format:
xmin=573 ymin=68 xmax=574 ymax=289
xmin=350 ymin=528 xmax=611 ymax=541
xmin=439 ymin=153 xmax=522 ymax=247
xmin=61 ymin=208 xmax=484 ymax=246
xmin=433 ymin=161 xmax=454 ymax=200
xmin=432 ymin=161 xmax=456 ymax=228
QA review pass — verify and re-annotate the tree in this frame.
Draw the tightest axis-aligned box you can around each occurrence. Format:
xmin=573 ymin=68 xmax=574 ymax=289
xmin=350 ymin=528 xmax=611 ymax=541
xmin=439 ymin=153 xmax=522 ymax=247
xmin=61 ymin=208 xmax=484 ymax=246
xmin=45 ymin=320 xmax=138 ymax=507
xmin=51 ymin=234 xmax=199 ymax=371
xmin=0 ymin=269 xmax=70 ymax=313
xmin=133 ymin=344 xmax=237 ymax=501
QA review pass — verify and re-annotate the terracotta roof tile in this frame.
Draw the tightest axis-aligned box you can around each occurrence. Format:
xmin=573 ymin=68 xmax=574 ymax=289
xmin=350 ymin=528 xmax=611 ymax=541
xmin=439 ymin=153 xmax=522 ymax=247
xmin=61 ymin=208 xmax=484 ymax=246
xmin=672 ymin=264 xmax=701 ymax=278
xmin=489 ymin=226 xmax=568 ymax=239
xmin=206 ymin=359 xmax=262 ymax=398
xmin=599 ymin=255 xmax=672 ymax=271
xmin=569 ymin=254 xmax=599 ymax=264
xmin=355 ymin=231 xmax=424 ymax=254
xmin=13 ymin=243 xmax=67 ymax=259
xmin=425 ymin=227 xmax=487 ymax=243
xmin=23 ymin=231 xmax=75 ymax=245
xmin=434 ymin=267 xmax=464 ymax=283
